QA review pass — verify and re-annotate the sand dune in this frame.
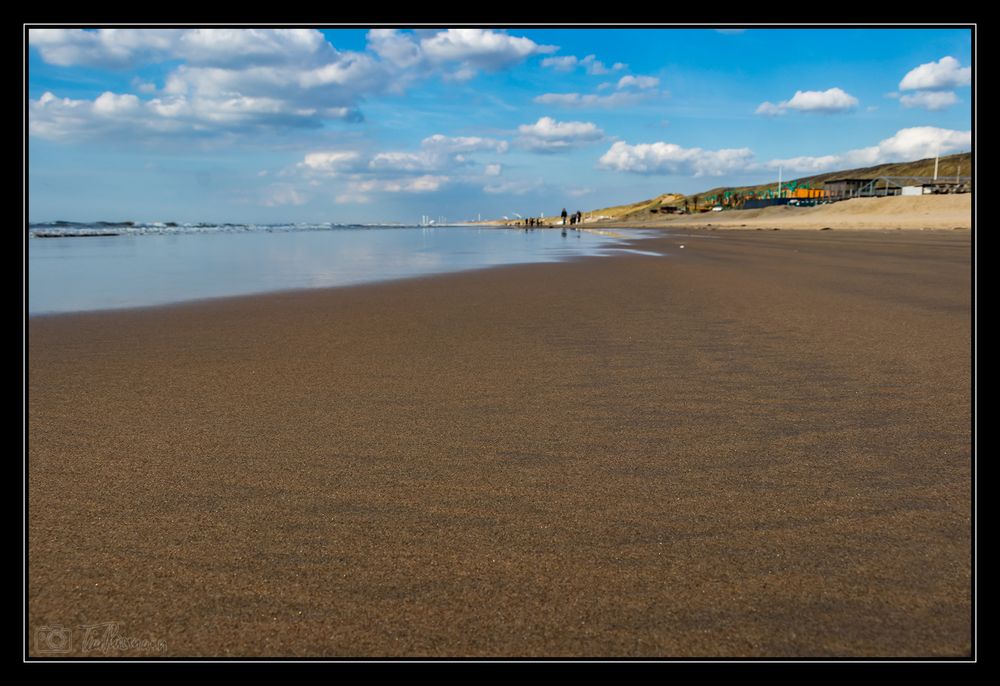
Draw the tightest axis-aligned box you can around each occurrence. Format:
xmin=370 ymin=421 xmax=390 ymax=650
xmin=602 ymin=194 xmax=972 ymax=231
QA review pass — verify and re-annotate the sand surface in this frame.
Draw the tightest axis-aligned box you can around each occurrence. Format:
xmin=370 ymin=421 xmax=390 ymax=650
xmin=28 ymin=229 xmax=972 ymax=657
xmin=595 ymin=194 xmax=972 ymax=231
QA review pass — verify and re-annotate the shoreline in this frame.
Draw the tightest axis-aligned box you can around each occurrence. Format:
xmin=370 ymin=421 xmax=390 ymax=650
xmin=27 ymin=227 xmax=654 ymax=319
xmin=27 ymin=225 xmax=961 ymax=320
xmin=28 ymin=229 xmax=972 ymax=657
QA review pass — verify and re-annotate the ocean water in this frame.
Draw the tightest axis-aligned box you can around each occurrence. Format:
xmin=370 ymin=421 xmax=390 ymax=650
xmin=27 ymin=224 xmax=656 ymax=315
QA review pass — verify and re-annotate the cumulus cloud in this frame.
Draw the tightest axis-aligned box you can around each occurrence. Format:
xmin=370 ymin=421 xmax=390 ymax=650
xmin=292 ymin=129 xmax=508 ymax=202
xmin=899 ymin=90 xmax=959 ymax=111
xmin=366 ymin=28 xmax=555 ymax=80
xmin=766 ymin=126 xmax=971 ymax=173
xmin=30 ymin=28 xmax=329 ymax=70
xmin=756 ymin=87 xmax=859 ymax=115
xmin=516 ymin=116 xmax=604 ymax=152
xmin=894 ymin=56 xmax=970 ymax=112
xmin=899 ymin=56 xmax=971 ymax=91
xmin=29 ymin=28 xmax=557 ymax=141
xmin=598 ymin=127 xmax=969 ymax=178
xmin=598 ymin=141 xmax=755 ymax=177
xmin=616 ymin=75 xmax=659 ymax=90
xmin=299 ymin=151 xmax=364 ymax=172
xmin=342 ymin=175 xmax=449 ymax=195
xmin=420 ymin=29 xmax=556 ymax=69
xmin=541 ymin=53 xmax=625 ymax=75
xmin=363 ymin=135 xmax=508 ymax=173
xmin=420 ymin=134 xmax=508 ymax=154
xmin=368 ymin=151 xmax=441 ymax=173
xmin=540 ymin=55 xmax=579 ymax=71
xmin=536 ymin=71 xmax=663 ymax=108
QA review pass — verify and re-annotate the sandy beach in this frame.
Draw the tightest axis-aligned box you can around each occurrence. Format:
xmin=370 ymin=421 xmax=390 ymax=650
xmin=28 ymin=228 xmax=972 ymax=657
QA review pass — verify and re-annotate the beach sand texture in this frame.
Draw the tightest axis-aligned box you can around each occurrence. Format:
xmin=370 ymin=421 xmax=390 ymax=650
xmin=28 ymin=229 xmax=972 ymax=657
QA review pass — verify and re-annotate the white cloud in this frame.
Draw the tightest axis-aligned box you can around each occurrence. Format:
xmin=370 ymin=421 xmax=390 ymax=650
xmin=29 ymin=90 xmax=191 ymax=139
xmin=366 ymin=29 xmax=424 ymax=69
xmin=516 ymin=116 xmax=604 ymax=152
xmin=577 ymin=54 xmax=624 ymax=75
xmin=30 ymin=28 xmax=328 ymax=69
xmin=755 ymin=101 xmax=786 ymax=117
xmin=92 ymin=91 xmax=141 ymax=115
xmin=536 ymin=72 xmax=662 ymax=108
xmin=756 ymin=87 xmax=859 ymax=116
xmin=530 ymin=51 xmax=621 ymax=75
xmin=369 ymin=151 xmax=441 ymax=172
xmin=419 ymin=29 xmax=556 ymax=71
xmin=389 ymin=175 xmax=447 ymax=192
xmin=899 ymin=56 xmax=971 ymax=91
xmin=616 ymin=75 xmax=659 ymax=90
xmin=300 ymin=151 xmax=364 ymax=173
xmin=293 ymin=129 xmax=505 ymax=201
xmin=29 ymin=28 xmax=178 ymax=68
xmin=541 ymin=55 xmax=579 ymax=72
xmin=29 ymin=42 xmax=375 ymax=140
xmin=29 ymin=28 xmax=558 ymax=141
xmin=363 ymin=135 xmax=508 ymax=173
xmin=893 ymin=56 xmax=969 ymax=113
xmin=786 ymin=88 xmax=859 ymax=112
xmin=420 ymin=134 xmax=508 ymax=154
xmin=345 ymin=175 xmax=449 ymax=194
xmin=598 ymin=141 xmax=755 ymax=176
xmin=899 ymin=90 xmax=960 ymax=111
xmin=767 ymin=126 xmax=971 ymax=173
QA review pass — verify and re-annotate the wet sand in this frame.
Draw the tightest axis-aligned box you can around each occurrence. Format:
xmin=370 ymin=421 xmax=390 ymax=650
xmin=27 ymin=229 xmax=972 ymax=657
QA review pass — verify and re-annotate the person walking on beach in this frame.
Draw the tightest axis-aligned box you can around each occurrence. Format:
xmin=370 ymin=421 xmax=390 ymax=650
xmin=561 ymin=208 xmax=568 ymax=226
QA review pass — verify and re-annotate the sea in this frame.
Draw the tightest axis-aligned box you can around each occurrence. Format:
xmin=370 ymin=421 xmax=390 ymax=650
xmin=27 ymin=221 xmax=657 ymax=315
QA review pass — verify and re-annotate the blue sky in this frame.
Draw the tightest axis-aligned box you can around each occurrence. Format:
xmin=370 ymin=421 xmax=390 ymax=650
xmin=27 ymin=27 xmax=972 ymax=223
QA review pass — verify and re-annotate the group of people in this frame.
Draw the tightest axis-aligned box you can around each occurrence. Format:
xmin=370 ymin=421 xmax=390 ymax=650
xmin=560 ymin=208 xmax=584 ymax=226
xmin=510 ymin=208 xmax=585 ymax=232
